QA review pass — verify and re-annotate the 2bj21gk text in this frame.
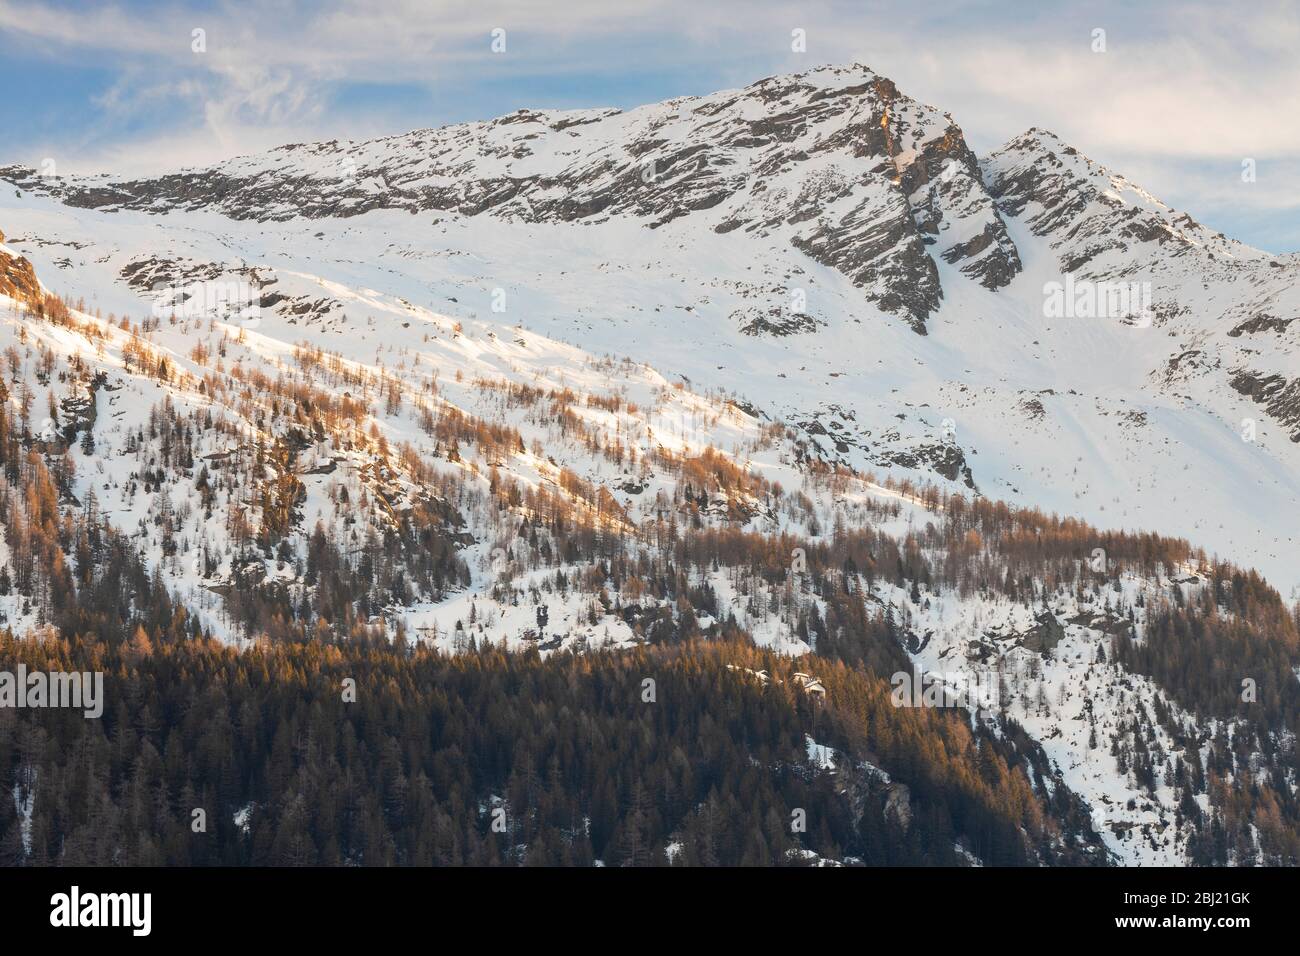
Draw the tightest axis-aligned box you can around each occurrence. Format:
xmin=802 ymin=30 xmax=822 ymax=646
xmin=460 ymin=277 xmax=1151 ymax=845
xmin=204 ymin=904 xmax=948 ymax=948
xmin=1125 ymin=892 xmax=1251 ymax=908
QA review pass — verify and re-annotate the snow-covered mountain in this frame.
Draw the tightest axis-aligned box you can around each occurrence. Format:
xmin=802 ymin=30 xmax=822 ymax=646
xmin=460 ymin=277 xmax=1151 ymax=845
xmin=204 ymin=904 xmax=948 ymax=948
xmin=5 ymin=67 xmax=1020 ymax=331
xmin=3 ymin=63 xmax=1296 ymax=594
xmin=2 ymin=63 xmax=1297 ymax=866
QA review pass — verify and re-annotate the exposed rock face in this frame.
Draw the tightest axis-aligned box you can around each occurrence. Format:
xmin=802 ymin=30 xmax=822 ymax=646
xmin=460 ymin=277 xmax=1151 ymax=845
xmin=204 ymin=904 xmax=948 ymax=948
xmin=877 ymin=442 xmax=978 ymax=491
xmin=0 ymin=64 xmax=1022 ymax=334
xmin=883 ymin=782 xmax=913 ymax=829
xmin=0 ymin=230 xmax=41 ymax=303
xmin=982 ymin=128 xmax=1250 ymax=280
xmin=1231 ymin=371 xmax=1300 ymax=442
xmin=1227 ymin=314 xmax=1294 ymax=338
xmin=731 ymin=304 xmax=822 ymax=337
xmin=1020 ymin=611 xmax=1066 ymax=655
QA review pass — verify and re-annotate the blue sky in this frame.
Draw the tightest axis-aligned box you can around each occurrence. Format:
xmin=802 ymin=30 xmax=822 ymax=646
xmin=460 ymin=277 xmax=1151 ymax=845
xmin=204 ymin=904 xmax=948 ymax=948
xmin=2 ymin=0 xmax=1298 ymax=251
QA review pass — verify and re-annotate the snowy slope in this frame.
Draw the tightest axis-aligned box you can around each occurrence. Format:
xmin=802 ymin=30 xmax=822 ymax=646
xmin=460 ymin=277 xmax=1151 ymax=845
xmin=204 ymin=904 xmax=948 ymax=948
xmin=2 ymin=64 xmax=1296 ymax=596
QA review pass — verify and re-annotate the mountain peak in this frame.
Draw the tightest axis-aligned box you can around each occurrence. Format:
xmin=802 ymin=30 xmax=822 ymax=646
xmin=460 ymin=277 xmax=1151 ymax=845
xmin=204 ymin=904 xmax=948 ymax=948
xmin=2 ymin=63 xmax=1025 ymax=333
xmin=984 ymin=127 xmax=1259 ymax=273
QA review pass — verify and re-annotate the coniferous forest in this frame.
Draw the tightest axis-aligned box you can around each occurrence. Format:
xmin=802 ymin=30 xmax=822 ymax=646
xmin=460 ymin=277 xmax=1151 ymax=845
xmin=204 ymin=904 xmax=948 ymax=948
xmin=2 ymin=628 xmax=1108 ymax=867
